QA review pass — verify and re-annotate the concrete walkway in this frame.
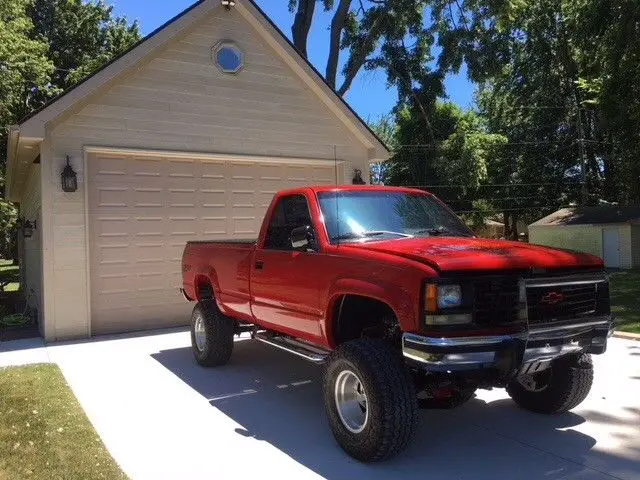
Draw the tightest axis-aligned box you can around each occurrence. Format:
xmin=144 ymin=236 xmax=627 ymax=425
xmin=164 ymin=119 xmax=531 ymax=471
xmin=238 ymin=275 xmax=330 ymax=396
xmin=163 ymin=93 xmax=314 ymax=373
xmin=1 ymin=331 xmax=639 ymax=480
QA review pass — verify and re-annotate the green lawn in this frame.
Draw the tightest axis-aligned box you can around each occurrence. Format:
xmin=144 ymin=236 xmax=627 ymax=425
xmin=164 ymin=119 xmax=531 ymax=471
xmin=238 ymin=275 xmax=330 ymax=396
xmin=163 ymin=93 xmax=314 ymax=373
xmin=609 ymin=269 xmax=640 ymax=334
xmin=0 ymin=364 xmax=127 ymax=480
xmin=0 ymin=259 xmax=20 ymax=292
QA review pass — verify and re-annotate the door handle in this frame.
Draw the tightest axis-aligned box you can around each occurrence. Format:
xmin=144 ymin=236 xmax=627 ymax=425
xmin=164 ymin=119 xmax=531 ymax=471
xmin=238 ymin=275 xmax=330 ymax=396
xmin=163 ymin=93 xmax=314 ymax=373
xmin=255 ymin=261 xmax=264 ymax=270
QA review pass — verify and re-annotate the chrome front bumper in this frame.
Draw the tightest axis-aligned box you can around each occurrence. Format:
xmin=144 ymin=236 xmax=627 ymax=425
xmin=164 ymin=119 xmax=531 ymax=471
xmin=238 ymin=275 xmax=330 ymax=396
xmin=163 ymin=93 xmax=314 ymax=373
xmin=402 ymin=317 xmax=614 ymax=374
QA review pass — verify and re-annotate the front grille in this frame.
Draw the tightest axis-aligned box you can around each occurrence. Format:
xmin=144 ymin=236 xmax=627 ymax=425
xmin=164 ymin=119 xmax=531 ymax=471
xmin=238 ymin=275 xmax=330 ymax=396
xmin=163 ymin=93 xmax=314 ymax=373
xmin=526 ymin=282 xmax=608 ymax=324
xmin=473 ymin=277 xmax=520 ymax=325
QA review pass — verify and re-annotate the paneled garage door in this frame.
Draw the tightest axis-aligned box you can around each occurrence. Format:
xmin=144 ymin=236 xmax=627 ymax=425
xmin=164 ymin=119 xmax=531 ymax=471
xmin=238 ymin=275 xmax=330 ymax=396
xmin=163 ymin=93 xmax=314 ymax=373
xmin=87 ymin=151 xmax=343 ymax=334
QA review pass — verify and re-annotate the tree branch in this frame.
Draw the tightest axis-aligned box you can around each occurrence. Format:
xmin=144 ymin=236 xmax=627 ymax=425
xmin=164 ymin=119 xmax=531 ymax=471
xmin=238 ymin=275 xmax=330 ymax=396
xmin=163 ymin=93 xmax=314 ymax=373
xmin=326 ymin=0 xmax=353 ymax=89
xmin=291 ymin=0 xmax=316 ymax=58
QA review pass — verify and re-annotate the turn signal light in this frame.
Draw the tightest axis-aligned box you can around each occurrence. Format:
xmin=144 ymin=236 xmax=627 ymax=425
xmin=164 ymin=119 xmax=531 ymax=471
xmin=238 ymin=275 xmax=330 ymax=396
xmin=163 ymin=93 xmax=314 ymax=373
xmin=425 ymin=284 xmax=438 ymax=313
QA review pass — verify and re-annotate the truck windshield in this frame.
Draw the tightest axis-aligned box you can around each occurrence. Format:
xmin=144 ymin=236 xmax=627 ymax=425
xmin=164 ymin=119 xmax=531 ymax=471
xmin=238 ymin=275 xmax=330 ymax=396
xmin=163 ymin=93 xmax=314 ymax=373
xmin=318 ymin=191 xmax=474 ymax=243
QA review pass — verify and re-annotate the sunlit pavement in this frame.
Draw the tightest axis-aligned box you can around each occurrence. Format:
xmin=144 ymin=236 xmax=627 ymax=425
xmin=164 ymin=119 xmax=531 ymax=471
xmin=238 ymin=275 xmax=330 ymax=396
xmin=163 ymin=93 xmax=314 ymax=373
xmin=3 ymin=330 xmax=639 ymax=480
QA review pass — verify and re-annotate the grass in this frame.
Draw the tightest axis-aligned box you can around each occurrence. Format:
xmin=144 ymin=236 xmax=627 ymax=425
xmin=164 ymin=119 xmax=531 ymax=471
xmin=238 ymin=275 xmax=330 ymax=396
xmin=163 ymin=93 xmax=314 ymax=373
xmin=0 ymin=259 xmax=20 ymax=292
xmin=0 ymin=364 xmax=127 ymax=480
xmin=609 ymin=269 xmax=640 ymax=334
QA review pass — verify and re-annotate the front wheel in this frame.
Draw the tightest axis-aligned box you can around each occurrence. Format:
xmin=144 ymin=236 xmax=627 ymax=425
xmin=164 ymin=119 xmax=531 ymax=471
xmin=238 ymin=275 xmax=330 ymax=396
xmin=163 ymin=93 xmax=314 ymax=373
xmin=190 ymin=301 xmax=234 ymax=367
xmin=322 ymin=339 xmax=418 ymax=462
xmin=507 ymin=353 xmax=593 ymax=414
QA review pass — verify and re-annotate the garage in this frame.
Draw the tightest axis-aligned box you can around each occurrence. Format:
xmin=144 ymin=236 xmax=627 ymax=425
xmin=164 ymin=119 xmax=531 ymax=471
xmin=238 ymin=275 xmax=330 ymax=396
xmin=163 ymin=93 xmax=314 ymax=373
xmin=5 ymin=0 xmax=388 ymax=341
xmin=87 ymin=149 xmax=343 ymax=334
xmin=529 ymin=206 xmax=640 ymax=269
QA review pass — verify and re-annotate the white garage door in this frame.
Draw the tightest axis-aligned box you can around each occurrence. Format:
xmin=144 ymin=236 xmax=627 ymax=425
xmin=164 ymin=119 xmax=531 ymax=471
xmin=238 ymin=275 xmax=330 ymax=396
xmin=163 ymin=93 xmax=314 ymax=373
xmin=87 ymin=151 xmax=343 ymax=334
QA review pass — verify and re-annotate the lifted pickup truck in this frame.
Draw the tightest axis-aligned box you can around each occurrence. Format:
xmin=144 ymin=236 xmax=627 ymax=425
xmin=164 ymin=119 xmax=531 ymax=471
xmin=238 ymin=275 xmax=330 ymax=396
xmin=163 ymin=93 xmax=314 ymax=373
xmin=181 ymin=185 xmax=613 ymax=462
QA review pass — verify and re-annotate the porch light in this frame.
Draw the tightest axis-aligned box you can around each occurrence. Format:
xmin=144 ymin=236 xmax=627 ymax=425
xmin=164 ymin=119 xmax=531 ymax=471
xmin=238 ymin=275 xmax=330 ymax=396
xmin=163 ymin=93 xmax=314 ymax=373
xmin=61 ymin=156 xmax=77 ymax=193
xmin=21 ymin=219 xmax=36 ymax=238
xmin=352 ymin=169 xmax=366 ymax=185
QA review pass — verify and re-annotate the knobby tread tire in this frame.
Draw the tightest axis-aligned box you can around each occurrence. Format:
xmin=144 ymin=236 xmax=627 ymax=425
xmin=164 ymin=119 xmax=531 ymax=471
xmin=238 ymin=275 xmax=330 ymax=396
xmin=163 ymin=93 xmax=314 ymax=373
xmin=507 ymin=353 xmax=593 ymax=414
xmin=323 ymin=339 xmax=418 ymax=462
xmin=190 ymin=301 xmax=234 ymax=367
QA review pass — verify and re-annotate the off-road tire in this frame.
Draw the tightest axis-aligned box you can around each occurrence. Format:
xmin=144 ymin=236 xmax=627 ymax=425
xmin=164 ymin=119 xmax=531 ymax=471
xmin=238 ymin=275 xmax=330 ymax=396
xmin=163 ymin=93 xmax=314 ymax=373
xmin=322 ymin=339 xmax=418 ymax=462
xmin=507 ymin=353 xmax=593 ymax=414
xmin=418 ymin=387 xmax=476 ymax=409
xmin=190 ymin=301 xmax=234 ymax=367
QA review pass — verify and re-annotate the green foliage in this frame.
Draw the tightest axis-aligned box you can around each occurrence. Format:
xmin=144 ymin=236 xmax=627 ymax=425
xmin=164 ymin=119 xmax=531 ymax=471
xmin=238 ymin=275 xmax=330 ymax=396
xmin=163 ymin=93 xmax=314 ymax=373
xmin=0 ymin=0 xmax=140 ymax=256
xmin=387 ymin=102 xmax=506 ymax=191
xmin=0 ymin=200 xmax=18 ymax=260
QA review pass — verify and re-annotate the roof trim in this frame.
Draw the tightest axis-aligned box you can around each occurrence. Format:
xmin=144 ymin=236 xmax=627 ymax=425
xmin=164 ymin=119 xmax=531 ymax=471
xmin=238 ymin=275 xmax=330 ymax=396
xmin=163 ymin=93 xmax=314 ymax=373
xmin=242 ymin=0 xmax=389 ymax=155
xmin=17 ymin=0 xmax=389 ymax=155
xmin=17 ymin=0 xmax=208 ymax=126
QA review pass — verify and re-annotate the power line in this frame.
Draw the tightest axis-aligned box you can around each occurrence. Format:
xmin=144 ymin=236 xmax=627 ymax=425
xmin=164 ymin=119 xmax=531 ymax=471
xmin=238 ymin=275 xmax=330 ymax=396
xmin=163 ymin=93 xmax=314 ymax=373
xmin=454 ymin=206 xmax=563 ymax=214
xmin=405 ymin=182 xmax=580 ymax=188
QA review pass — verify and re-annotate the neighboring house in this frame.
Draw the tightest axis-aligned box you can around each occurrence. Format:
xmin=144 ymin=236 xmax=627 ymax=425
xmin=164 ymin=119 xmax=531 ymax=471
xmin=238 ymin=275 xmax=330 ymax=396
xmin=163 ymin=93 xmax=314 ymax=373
xmin=473 ymin=219 xmax=504 ymax=239
xmin=5 ymin=0 xmax=389 ymax=341
xmin=529 ymin=206 xmax=640 ymax=269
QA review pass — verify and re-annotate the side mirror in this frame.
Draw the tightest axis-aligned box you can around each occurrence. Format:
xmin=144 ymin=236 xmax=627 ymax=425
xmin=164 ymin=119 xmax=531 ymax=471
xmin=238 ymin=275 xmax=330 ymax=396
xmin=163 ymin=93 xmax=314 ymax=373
xmin=290 ymin=225 xmax=315 ymax=251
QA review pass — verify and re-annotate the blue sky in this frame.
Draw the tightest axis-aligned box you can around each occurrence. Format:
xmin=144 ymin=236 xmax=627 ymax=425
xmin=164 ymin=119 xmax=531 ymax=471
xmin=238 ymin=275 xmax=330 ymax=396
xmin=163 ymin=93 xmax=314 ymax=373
xmin=106 ymin=0 xmax=476 ymax=121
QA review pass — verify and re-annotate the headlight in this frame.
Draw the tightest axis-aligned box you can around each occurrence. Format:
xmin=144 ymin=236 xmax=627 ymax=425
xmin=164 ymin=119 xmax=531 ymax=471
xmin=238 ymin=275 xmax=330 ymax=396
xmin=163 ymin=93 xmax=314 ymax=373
xmin=425 ymin=284 xmax=463 ymax=312
xmin=424 ymin=283 xmax=471 ymax=325
xmin=438 ymin=285 xmax=462 ymax=309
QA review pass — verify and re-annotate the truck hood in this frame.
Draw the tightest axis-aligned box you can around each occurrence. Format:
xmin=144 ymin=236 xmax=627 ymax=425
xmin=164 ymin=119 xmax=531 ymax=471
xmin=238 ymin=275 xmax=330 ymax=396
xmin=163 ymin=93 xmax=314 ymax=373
xmin=345 ymin=237 xmax=604 ymax=273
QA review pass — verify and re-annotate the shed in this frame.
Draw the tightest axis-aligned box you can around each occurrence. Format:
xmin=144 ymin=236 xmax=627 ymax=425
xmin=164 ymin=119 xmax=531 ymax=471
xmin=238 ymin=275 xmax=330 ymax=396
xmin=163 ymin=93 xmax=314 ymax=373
xmin=5 ymin=0 xmax=389 ymax=341
xmin=528 ymin=206 xmax=640 ymax=269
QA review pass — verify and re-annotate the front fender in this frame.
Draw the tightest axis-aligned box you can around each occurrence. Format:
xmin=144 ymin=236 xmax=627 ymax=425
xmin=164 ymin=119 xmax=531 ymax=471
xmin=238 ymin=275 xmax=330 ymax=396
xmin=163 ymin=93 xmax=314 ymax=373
xmin=324 ymin=278 xmax=417 ymax=347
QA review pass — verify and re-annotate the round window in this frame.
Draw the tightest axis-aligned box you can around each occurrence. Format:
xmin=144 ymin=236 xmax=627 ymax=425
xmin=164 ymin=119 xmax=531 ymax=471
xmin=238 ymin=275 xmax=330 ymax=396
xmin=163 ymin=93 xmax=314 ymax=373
xmin=213 ymin=41 xmax=244 ymax=74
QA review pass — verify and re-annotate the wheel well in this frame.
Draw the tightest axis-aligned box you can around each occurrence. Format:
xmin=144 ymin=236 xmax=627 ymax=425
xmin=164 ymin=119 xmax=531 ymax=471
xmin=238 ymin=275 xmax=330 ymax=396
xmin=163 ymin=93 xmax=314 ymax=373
xmin=195 ymin=277 xmax=214 ymax=301
xmin=332 ymin=295 xmax=400 ymax=345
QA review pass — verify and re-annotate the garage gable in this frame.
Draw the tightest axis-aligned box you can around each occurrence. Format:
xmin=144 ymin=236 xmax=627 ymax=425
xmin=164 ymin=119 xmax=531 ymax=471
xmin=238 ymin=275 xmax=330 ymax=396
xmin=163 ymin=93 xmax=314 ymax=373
xmin=49 ymin=4 xmax=367 ymax=161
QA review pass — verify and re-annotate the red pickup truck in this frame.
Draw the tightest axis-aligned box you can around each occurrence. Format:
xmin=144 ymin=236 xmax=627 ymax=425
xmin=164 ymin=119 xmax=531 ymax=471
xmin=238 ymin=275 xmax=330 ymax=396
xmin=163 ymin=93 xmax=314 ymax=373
xmin=181 ymin=185 xmax=613 ymax=462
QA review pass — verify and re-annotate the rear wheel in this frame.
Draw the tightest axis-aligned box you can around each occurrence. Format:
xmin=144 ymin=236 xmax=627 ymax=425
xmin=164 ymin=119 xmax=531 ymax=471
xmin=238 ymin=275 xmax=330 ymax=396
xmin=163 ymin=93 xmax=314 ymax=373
xmin=322 ymin=339 xmax=418 ymax=462
xmin=190 ymin=301 xmax=234 ymax=367
xmin=507 ymin=353 xmax=593 ymax=414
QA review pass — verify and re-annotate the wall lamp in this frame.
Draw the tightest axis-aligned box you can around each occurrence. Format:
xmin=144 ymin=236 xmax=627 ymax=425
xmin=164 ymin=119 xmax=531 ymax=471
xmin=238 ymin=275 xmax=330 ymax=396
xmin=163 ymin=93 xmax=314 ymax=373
xmin=352 ymin=169 xmax=366 ymax=185
xmin=221 ymin=0 xmax=236 ymax=10
xmin=61 ymin=156 xmax=78 ymax=193
xmin=20 ymin=219 xmax=37 ymax=238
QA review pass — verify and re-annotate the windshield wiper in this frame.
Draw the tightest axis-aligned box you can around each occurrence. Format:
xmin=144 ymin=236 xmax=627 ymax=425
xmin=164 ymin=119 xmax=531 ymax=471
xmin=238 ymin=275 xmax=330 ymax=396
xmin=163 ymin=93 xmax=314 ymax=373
xmin=416 ymin=226 xmax=473 ymax=237
xmin=333 ymin=230 xmax=413 ymax=242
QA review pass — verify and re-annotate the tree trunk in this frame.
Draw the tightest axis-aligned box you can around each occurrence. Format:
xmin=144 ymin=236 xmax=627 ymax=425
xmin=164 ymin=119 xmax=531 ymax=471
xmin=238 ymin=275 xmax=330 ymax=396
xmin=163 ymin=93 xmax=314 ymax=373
xmin=326 ymin=0 xmax=352 ymax=89
xmin=292 ymin=0 xmax=316 ymax=58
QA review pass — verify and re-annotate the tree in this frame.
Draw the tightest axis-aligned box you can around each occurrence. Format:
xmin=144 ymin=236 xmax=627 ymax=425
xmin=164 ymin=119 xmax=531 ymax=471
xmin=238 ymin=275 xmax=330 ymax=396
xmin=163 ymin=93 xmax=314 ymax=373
xmin=386 ymin=102 xmax=506 ymax=211
xmin=288 ymin=0 xmax=432 ymax=97
xmin=1 ymin=0 xmax=140 ymax=260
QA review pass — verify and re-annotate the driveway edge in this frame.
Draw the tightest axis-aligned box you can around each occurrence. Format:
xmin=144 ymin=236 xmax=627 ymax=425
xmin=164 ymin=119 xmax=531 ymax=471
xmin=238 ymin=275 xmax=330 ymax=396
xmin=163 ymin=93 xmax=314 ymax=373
xmin=613 ymin=331 xmax=640 ymax=341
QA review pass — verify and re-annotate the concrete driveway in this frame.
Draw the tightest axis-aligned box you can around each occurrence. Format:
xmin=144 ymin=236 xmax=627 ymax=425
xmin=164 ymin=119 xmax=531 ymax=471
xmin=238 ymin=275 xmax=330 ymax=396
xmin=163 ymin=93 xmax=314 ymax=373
xmin=3 ymin=330 xmax=639 ymax=480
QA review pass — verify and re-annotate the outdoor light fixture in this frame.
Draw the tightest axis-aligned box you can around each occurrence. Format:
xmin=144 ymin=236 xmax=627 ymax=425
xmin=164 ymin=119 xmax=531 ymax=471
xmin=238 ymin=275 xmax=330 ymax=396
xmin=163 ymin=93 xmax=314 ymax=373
xmin=20 ymin=219 xmax=36 ymax=239
xmin=61 ymin=156 xmax=78 ymax=193
xmin=221 ymin=0 xmax=236 ymax=10
xmin=352 ymin=169 xmax=366 ymax=185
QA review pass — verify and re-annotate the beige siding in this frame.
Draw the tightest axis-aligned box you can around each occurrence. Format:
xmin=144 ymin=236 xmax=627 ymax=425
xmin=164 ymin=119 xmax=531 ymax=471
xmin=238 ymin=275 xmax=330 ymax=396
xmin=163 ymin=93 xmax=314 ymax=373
xmin=20 ymin=165 xmax=42 ymax=327
xmin=43 ymin=9 xmax=368 ymax=340
xmin=529 ymin=225 xmax=603 ymax=258
xmin=529 ymin=224 xmax=637 ymax=269
xmin=632 ymin=225 xmax=640 ymax=268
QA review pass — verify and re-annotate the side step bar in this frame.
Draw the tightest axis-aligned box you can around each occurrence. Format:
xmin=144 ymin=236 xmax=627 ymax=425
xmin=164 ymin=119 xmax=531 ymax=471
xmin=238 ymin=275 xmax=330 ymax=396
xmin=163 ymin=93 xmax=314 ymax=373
xmin=253 ymin=331 xmax=330 ymax=364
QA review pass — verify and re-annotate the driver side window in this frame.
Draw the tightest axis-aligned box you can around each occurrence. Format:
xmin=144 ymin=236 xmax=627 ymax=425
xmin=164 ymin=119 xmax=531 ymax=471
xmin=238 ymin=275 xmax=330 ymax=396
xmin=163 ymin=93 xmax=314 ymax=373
xmin=264 ymin=195 xmax=314 ymax=250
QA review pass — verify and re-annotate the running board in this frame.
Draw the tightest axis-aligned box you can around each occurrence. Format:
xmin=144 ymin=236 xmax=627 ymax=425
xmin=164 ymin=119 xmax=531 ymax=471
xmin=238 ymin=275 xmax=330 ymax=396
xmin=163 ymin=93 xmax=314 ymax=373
xmin=253 ymin=332 xmax=330 ymax=364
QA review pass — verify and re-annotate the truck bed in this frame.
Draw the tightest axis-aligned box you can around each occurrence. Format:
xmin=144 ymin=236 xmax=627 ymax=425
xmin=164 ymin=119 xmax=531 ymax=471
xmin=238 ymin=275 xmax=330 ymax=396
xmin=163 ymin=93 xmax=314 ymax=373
xmin=186 ymin=239 xmax=257 ymax=246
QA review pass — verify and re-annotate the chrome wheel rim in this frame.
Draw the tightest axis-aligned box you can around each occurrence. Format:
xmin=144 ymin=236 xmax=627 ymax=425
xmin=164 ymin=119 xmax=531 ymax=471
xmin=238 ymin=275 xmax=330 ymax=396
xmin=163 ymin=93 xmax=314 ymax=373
xmin=194 ymin=314 xmax=206 ymax=352
xmin=334 ymin=370 xmax=368 ymax=434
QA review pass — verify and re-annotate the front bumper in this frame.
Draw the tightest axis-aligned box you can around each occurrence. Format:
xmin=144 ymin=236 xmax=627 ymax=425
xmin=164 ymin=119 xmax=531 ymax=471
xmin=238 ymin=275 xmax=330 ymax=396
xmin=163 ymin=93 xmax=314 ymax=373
xmin=402 ymin=316 xmax=614 ymax=375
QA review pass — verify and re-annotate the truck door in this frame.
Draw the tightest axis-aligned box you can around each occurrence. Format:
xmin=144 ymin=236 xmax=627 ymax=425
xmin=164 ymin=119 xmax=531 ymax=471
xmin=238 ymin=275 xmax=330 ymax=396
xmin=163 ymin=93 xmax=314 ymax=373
xmin=250 ymin=194 xmax=325 ymax=341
